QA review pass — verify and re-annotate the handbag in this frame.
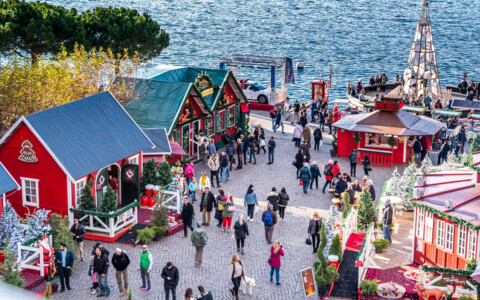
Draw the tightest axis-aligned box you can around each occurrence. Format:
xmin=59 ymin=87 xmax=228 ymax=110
xmin=292 ymin=161 xmax=296 ymax=166
xmin=306 ymin=236 xmax=312 ymax=245
xmin=268 ymin=258 xmax=271 ymax=264
xmin=228 ymin=206 xmax=236 ymax=212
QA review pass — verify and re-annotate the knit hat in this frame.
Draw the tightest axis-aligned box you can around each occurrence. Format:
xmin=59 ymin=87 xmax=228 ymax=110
xmin=116 ymin=247 xmax=122 ymax=253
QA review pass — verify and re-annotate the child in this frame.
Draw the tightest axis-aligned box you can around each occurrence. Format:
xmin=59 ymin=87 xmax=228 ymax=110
xmin=88 ymin=259 xmax=99 ymax=295
xmin=189 ymin=177 xmax=198 ymax=202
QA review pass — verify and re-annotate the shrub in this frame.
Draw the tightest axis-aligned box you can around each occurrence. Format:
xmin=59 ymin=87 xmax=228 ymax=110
xmin=47 ymin=213 xmax=75 ymax=252
xmin=328 ymin=234 xmax=343 ymax=263
xmin=150 ymin=202 xmax=169 ymax=228
xmin=136 ymin=227 xmax=155 ymax=244
xmin=45 ymin=282 xmax=52 ymax=299
xmin=152 ymin=226 xmax=167 ymax=238
xmin=314 ymin=223 xmax=339 ymax=288
xmin=342 ymin=195 xmax=351 ymax=219
xmin=360 ymin=279 xmax=378 ymax=296
xmin=372 ymin=238 xmax=389 ymax=250
xmin=0 ymin=243 xmax=25 ymax=288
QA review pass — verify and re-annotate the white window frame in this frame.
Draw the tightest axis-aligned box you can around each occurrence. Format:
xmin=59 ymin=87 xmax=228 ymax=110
xmin=227 ymin=106 xmax=235 ymax=128
xmin=424 ymin=211 xmax=433 ymax=243
xmin=21 ymin=177 xmax=39 ymax=208
xmin=128 ymin=154 xmax=139 ymax=165
xmin=445 ymin=223 xmax=454 ymax=252
xmin=436 ymin=220 xmax=445 ymax=249
xmin=467 ymin=228 xmax=477 ymax=259
xmin=74 ymin=177 xmax=87 ymax=207
xmin=416 ymin=208 xmax=424 ymax=238
xmin=457 ymin=225 xmax=467 ymax=257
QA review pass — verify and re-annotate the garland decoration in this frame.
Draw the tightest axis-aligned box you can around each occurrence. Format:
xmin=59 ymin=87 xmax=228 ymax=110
xmin=21 ymin=228 xmax=55 ymax=246
xmin=387 ymin=136 xmax=398 ymax=148
xmin=353 ymin=133 xmax=362 ymax=144
xmin=421 ymin=265 xmax=473 ymax=277
xmin=70 ymin=200 xmax=139 ymax=218
xmin=356 ymin=222 xmax=375 ymax=262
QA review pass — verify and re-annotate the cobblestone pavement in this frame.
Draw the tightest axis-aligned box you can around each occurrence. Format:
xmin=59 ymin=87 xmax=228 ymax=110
xmin=53 ymin=112 xmax=405 ymax=300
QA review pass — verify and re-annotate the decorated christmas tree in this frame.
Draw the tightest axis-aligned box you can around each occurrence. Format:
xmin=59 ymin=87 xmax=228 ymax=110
xmin=141 ymin=159 xmax=160 ymax=192
xmin=100 ymin=185 xmax=118 ymax=214
xmin=420 ymin=155 xmax=434 ymax=173
xmin=25 ymin=209 xmax=51 ymax=243
xmin=385 ymin=168 xmax=404 ymax=198
xmin=470 ymin=133 xmax=480 ymax=154
xmin=47 ymin=213 xmax=75 ymax=252
xmin=0 ymin=243 xmax=25 ymax=288
xmin=78 ymin=181 xmax=95 ymax=211
xmin=0 ymin=201 xmax=25 ymax=252
xmin=158 ymin=161 xmax=173 ymax=187
xmin=150 ymin=200 xmax=169 ymax=228
xmin=324 ymin=205 xmax=342 ymax=256
xmin=357 ymin=190 xmax=376 ymax=231
xmin=329 ymin=234 xmax=343 ymax=263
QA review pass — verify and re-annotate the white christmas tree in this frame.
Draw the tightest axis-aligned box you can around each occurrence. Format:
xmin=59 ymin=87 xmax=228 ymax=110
xmin=421 ymin=156 xmax=434 ymax=173
xmin=324 ymin=205 xmax=342 ymax=256
xmin=0 ymin=201 xmax=26 ymax=253
xmin=25 ymin=209 xmax=51 ymax=242
xmin=385 ymin=168 xmax=404 ymax=198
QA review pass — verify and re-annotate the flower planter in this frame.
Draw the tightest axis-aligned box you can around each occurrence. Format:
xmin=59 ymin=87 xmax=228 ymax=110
xmin=375 ymin=245 xmax=383 ymax=253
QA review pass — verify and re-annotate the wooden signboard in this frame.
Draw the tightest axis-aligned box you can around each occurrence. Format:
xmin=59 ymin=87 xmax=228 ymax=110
xmin=441 ymin=274 xmax=466 ymax=287
xmin=296 ymin=267 xmax=317 ymax=297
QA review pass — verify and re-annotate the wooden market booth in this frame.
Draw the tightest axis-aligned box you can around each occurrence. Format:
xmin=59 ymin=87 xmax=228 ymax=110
xmin=333 ymin=96 xmax=444 ymax=166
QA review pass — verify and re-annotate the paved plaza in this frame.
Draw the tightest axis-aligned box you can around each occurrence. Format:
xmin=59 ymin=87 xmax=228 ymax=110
xmin=53 ymin=112 xmax=404 ymax=300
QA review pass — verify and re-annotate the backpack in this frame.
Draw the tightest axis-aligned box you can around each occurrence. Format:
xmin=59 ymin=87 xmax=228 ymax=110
xmin=199 ymin=143 xmax=206 ymax=153
xmin=324 ymin=164 xmax=333 ymax=176
xmin=263 ymin=210 xmax=273 ymax=226
xmin=269 ymin=110 xmax=276 ymax=119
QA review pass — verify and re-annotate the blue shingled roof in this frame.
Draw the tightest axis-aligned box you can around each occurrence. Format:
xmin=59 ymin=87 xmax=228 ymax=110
xmin=23 ymin=92 xmax=154 ymax=180
xmin=142 ymin=129 xmax=171 ymax=154
xmin=0 ymin=162 xmax=19 ymax=195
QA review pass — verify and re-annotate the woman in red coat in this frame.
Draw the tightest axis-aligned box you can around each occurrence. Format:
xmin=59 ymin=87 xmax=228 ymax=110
xmin=269 ymin=240 xmax=285 ymax=285
xmin=322 ymin=160 xmax=341 ymax=193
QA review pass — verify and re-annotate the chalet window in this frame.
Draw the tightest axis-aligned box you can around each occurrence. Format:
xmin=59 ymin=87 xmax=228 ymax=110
xmin=457 ymin=225 xmax=467 ymax=257
xmin=174 ymin=130 xmax=181 ymax=143
xmin=436 ymin=220 xmax=445 ymax=249
xmin=204 ymin=117 xmax=213 ymax=136
xmin=467 ymin=228 xmax=477 ymax=259
xmin=75 ymin=178 xmax=86 ymax=207
xmin=215 ymin=111 xmax=225 ymax=133
xmin=424 ymin=211 xmax=433 ymax=243
xmin=416 ymin=208 xmax=424 ymax=238
xmin=227 ymin=106 xmax=235 ymax=127
xmin=235 ymin=104 xmax=241 ymax=124
xmin=445 ymin=223 xmax=454 ymax=252
xmin=128 ymin=154 xmax=139 ymax=165
xmin=21 ymin=177 xmax=39 ymax=208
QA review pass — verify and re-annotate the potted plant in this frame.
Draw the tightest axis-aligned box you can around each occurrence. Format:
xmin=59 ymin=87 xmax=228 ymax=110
xmin=152 ymin=226 xmax=167 ymax=241
xmin=372 ymin=238 xmax=389 ymax=253
xmin=136 ymin=227 xmax=155 ymax=244
xmin=360 ymin=279 xmax=378 ymax=296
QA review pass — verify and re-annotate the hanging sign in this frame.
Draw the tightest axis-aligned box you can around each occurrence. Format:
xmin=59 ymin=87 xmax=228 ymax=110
xmin=18 ymin=140 xmax=38 ymax=163
xmin=125 ymin=168 xmax=135 ymax=180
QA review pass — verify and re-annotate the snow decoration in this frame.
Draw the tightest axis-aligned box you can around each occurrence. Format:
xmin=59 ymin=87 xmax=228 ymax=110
xmin=0 ymin=201 xmax=25 ymax=253
xmin=420 ymin=156 xmax=434 ymax=173
xmin=324 ymin=205 xmax=342 ymax=257
xmin=444 ymin=200 xmax=453 ymax=210
xmin=25 ymin=209 xmax=51 ymax=242
xmin=413 ymin=188 xmax=424 ymax=199
xmin=416 ymin=175 xmax=426 ymax=187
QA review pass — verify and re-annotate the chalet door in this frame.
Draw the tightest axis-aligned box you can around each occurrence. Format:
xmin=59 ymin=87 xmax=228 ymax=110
xmin=182 ymin=125 xmax=190 ymax=156
xmin=121 ymin=164 xmax=139 ymax=206
xmin=96 ymin=167 xmax=108 ymax=208
xmin=192 ymin=120 xmax=200 ymax=155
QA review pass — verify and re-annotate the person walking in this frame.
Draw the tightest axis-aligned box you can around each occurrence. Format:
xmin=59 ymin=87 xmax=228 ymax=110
xmin=215 ymin=189 xmax=225 ymax=227
xmin=299 ymin=163 xmax=312 ymax=194
xmin=138 ymin=245 xmax=153 ymax=292
xmin=188 ymin=177 xmax=198 ymax=203
xmin=198 ymin=172 xmax=211 ymax=191
xmin=181 ymin=196 xmax=194 ymax=238
xmin=233 ymin=214 xmax=249 ymax=255
xmin=292 ymin=100 xmax=300 ymax=124
xmin=349 ymin=149 xmax=358 ymax=177
xmin=262 ymin=204 xmax=278 ymax=244
xmin=236 ymin=138 xmax=243 ymax=169
xmin=161 ymin=262 xmax=179 ymax=300
xmin=244 ymin=185 xmax=258 ymax=221
xmin=413 ymin=138 xmax=422 ymax=163
xmin=274 ymin=109 xmax=285 ymax=134
xmin=226 ymin=141 xmax=236 ymax=171
xmin=269 ymin=240 xmax=285 ymax=286
xmin=270 ymin=109 xmax=277 ymax=131
xmin=200 ymin=187 xmax=215 ymax=226
xmin=94 ymin=246 xmax=111 ymax=297
xmin=191 ymin=223 xmax=208 ymax=268
xmin=207 ymin=153 xmax=220 ymax=188
xmin=267 ymin=136 xmax=276 ymax=164
xmin=326 ymin=110 xmax=333 ymax=134
xmin=70 ymin=218 xmax=86 ymax=261
xmin=267 ymin=187 xmax=280 ymax=213
xmin=184 ymin=162 xmax=195 ymax=193
xmin=293 ymin=124 xmax=303 ymax=147
xmin=382 ymin=199 xmax=393 ymax=244
xmin=219 ymin=151 xmax=230 ymax=183
xmin=313 ymin=127 xmax=322 ymax=150
xmin=249 ymin=135 xmax=257 ymax=164
xmin=278 ymin=188 xmax=289 ymax=221
xmin=197 ymin=286 xmax=213 ymax=300
xmin=294 ymin=149 xmax=304 ymax=179
xmin=207 ymin=139 xmax=217 ymax=158
xmin=229 ymin=255 xmax=245 ymax=300
xmin=222 ymin=194 xmax=235 ymax=232
xmin=322 ymin=160 xmax=334 ymax=193
xmin=55 ymin=243 xmax=74 ymax=293
xmin=362 ymin=154 xmax=371 ymax=176
xmin=307 ymin=213 xmax=322 ymax=253
xmin=319 ymin=110 xmax=325 ymax=132
xmin=310 ymin=161 xmax=321 ymax=190
xmin=242 ymin=136 xmax=250 ymax=166
xmin=300 ymin=111 xmax=308 ymax=128
xmin=299 ymin=141 xmax=311 ymax=162
xmin=111 ymin=248 xmax=130 ymax=297
xmin=302 ymin=125 xmax=312 ymax=146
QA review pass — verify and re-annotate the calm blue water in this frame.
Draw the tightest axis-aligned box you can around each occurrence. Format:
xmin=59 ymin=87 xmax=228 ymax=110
xmin=40 ymin=0 xmax=480 ymax=100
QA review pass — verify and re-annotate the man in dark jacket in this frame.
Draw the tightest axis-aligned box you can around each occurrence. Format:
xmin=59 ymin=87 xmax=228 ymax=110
xmin=70 ymin=218 xmax=86 ymax=261
xmin=219 ymin=151 xmax=230 ymax=183
xmin=111 ymin=248 xmax=130 ymax=296
xmin=181 ymin=197 xmax=194 ymax=238
xmin=197 ymin=285 xmax=213 ymax=300
xmin=236 ymin=139 xmax=243 ymax=169
xmin=313 ymin=128 xmax=322 ymax=150
xmin=242 ymin=136 xmax=250 ymax=165
xmin=91 ymin=241 xmax=110 ymax=257
xmin=94 ymin=247 xmax=111 ymax=297
xmin=267 ymin=136 xmax=276 ymax=164
xmin=310 ymin=161 xmax=321 ymax=189
xmin=458 ymin=126 xmax=467 ymax=153
xmin=334 ymin=174 xmax=348 ymax=197
xmin=382 ymin=199 xmax=393 ymax=243
xmin=200 ymin=187 xmax=215 ymax=226
xmin=161 ymin=262 xmax=179 ymax=300
xmin=226 ymin=142 xmax=236 ymax=171
xmin=55 ymin=243 xmax=74 ymax=292
xmin=349 ymin=149 xmax=358 ymax=177
xmin=413 ymin=138 xmax=422 ymax=162
xmin=299 ymin=141 xmax=311 ymax=162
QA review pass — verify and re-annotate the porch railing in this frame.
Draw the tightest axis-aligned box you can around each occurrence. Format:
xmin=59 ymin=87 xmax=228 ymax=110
xmin=341 ymin=208 xmax=357 ymax=252
xmin=17 ymin=233 xmax=53 ymax=277
xmin=358 ymin=148 xmax=393 ymax=167
xmin=152 ymin=189 xmax=181 ymax=214
xmin=355 ymin=222 xmax=379 ymax=287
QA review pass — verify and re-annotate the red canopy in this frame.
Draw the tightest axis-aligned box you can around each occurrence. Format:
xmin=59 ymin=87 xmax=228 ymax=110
xmin=241 ymin=103 xmax=249 ymax=113
xmin=170 ymin=141 xmax=187 ymax=156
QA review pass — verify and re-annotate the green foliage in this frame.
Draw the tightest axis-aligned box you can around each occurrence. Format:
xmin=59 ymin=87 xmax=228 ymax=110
xmin=100 ymin=185 xmax=117 ymax=213
xmin=328 ymin=234 xmax=343 ymax=263
xmin=152 ymin=226 xmax=167 ymax=238
xmin=157 ymin=161 xmax=173 ymax=187
xmin=372 ymin=238 xmax=389 ymax=250
xmin=126 ymin=288 xmax=132 ymax=300
xmin=47 ymin=213 xmax=75 ymax=252
xmin=353 ymin=133 xmax=362 ymax=144
xmin=0 ymin=243 xmax=25 ymax=288
xmin=357 ymin=190 xmax=376 ymax=231
xmin=150 ymin=203 xmax=169 ymax=228
xmin=78 ymin=180 xmax=95 ymax=211
xmin=45 ymin=281 xmax=52 ymax=299
xmin=70 ymin=201 xmax=138 ymax=218
xmin=314 ymin=223 xmax=338 ymax=287
xmin=471 ymin=134 xmax=480 ymax=154
xmin=457 ymin=297 xmax=473 ymax=300
xmin=342 ymin=195 xmax=351 ymax=219
xmin=136 ymin=227 xmax=155 ymax=244
xmin=141 ymin=159 xmax=160 ymax=192
xmin=360 ymin=279 xmax=378 ymax=296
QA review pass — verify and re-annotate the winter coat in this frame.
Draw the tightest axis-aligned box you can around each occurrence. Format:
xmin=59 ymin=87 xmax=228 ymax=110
xmin=91 ymin=242 xmax=110 ymax=257
xmin=362 ymin=156 xmax=371 ymax=169
xmin=310 ymin=165 xmax=320 ymax=178
xmin=70 ymin=223 xmax=86 ymax=243
xmin=55 ymin=250 xmax=74 ymax=268
xmin=222 ymin=201 xmax=235 ymax=218
xmin=349 ymin=151 xmax=358 ymax=164
xmin=236 ymin=142 xmax=243 ymax=156
xmin=197 ymin=292 xmax=213 ymax=300
xmin=191 ymin=228 xmax=208 ymax=248
xmin=299 ymin=144 xmax=311 ymax=161
xmin=262 ymin=209 xmax=278 ymax=225
xmin=269 ymin=246 xmax=284 ymax=268
xmin=332 ymin=164 xmax=341 ymax=176
xmin=244 ymin=191 xmax=258 ymax=205
xmin=207 ymin=157 xmax=220 ymax=171
xmin=161 ymin=265 xmax=179 ymax=288
xmin=368 ymin=185 xmax=376 ymax=201
xmin=458 ymin=129 xmax=467 ymax=143
xmin=324 ymin=163 xmax=335 ymax=181
xmin=267 ymin=192 xmax=280 ymax=212
xmin=93 ymin=252 xmax=109 ymax=274
xmin=294 ymin=153 xmax=304 ymax=169
xmin=313 ymin=128 xmax=322 ymax=140
xmin=302 ymin=127 xmax=311 ymax=142
xmin=184 ymin=165 xmax=195 ymax=178
xmin=413 ymin=140 xmax=422 ymax=153
xmin=207 ymin=143 xmax=217 ymax=155
xmin=327 ymin=113 xmax=333 ymax=124
xmin=198 ymin=176 xmax=211 ymax=190
xmin=200 ymin=191 xmax=215 ymax=212
xmin=181 ymin=202 xmax=194 ymax=224
xmin=226 ymin=143 xmax=236 ymax=157
xmin=268 ymin=140 xmax=276 ymax=152
xmin=334 ymin=179 xmax=348 ymax=195
xmin=382 ymin=204 xmax=393 ymax=226
xmin=293 ymin=125 xmax=303 ymax=139
xmin=111 ymin=251 xmax=130 ymax=271
xmin=234 ymin=221 xmax=249 ymax=240
xmin=300 ymin=166 xmax=312 ymax=183
xmin=220 ymin=155 xmax=229 ymax=168
xmin=308 ymin=219 xmax=322 ymax=235
xmin=278 ymin=192 xmax=289 ymax=207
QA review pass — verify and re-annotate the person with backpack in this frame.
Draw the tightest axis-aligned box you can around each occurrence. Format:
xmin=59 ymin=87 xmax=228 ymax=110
xmin=322 ymin=160 xmax=334 ymax=193
xmin=267 ymin=188 xmax=280 ymax=213
xmin=269 ymin=240 xmax=285 ymax=286
xmin=313 ymin=127 xmax=322 ymax=150
xmin=303 ymin=125 xmax=312 ymax=146
xmin=233 ymin=214 xmax=249 ymax=255
xmin=270 ymin=109 xmax=277 ymax=131
xmin=229 ymin=254 xmax=245 ymax=300
xmin=310 ymin=161 xmax=321 ymax=190
xmin=184 ymin=162 xmax=195 ymax=194
xmin=294 ymin=149 xmax=304 ymax=179
xmin=267 ymin=136 xmax=276 ymax=164
xmin=244 ymin=185 xmax=258 ymax=222
xmin=299 ymin=163 xmax=312 ymax=194
xmin=215 ymin=189 xmax=225 ymax=227
xmin=349 ymin=149 xmax=358 ymax=177
xmin=226 ymin=142 xmax=236 ymax=172
xmin=191 ymin=223 xmax=208 ymax=268
xmin=262 ymin=204 xmax=278 ymax=244
xmin=362 ymin=154 xmax=371 ymax=176
xmin=307 ymin=212 xmax=322 ymax=253
xmin=278 ymin=188 xmax=290 ymax=222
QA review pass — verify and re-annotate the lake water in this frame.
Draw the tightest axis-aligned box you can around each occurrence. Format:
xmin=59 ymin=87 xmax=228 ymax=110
xmin=40 ymin=0 xmax=480 ymax=100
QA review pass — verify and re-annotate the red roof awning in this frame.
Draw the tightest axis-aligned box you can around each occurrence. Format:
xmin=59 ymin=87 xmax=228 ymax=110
xmin=241 ymin=104 xmax=250 ymax=113
xmin=170 ymin=141 xmax=187 ymax=156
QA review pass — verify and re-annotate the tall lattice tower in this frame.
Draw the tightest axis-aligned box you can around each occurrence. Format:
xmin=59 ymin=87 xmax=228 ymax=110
xmin=402 ymin=0 xmax=441 ymax=100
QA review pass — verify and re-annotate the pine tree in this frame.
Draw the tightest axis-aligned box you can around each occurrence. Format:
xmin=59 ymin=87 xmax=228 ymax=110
xmin=385 ymin=168 xmax=404 ymax=198
xmin=357 ymin=190 xmax=376 ymax=231
xmin=0 ymin=201 xmax=25 ymax=252
xmin=47 ymin=213 xmax=75 ymax=252
xmin=446 ymin=152 xmax=460 ymax=166
xmin=0 ymin=243 xmax=25 ymax=288
xmin=157 ymin=161 xmax=173 ymax=187
xmin=313 ymin=223 xmax=338 ymax=288
xmin=342 ymin=195 xmax=351 ymax=219
xmin=470 ymin=134 xmax=480 ymax=154
xmin=45 ymin=282 xmax=52 ymax=299
xmin=100 ymin=185 xmax=118 ymax=213
xmin=150 ymin=201 xmax=169 ymax=228
xmin=329 ymin=234 xmax=343 ymax=263
xmin=78 ymin=181 xmax=95 ymax=211
xmin=324 ymin=205 xmax=342 ymax=255
xmin=25 ymin=209 xmax=51 ymax=243
xmin=141 ymin=159 xmax=160 ymax=192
